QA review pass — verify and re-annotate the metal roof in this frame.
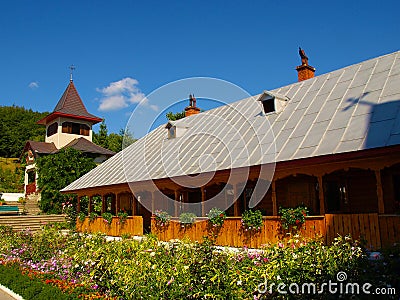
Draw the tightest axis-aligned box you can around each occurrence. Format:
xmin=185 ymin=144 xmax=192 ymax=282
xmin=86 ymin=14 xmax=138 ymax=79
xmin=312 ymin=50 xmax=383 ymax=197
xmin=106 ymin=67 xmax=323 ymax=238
xmin=62 ymin=50 xmax=400 ymax=192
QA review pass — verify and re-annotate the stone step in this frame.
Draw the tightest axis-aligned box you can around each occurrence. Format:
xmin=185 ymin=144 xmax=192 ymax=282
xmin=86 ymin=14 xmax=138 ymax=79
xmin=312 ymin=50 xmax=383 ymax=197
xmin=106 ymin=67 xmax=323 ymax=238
xmin=0 ymin=215 xmax=66 ymax=232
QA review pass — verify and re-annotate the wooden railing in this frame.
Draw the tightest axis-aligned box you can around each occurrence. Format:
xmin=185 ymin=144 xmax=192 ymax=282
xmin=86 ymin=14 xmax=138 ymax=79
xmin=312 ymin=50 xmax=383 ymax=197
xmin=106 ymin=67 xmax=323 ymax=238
xmin=74 ymin=214 xmax=400 ymax=249
xmin=152 ymin=214 xmax=400 ymax=250
xmin=379 ymin=215 xmax=400 ymax=248
xmin=76 ymin=216 xmax=143 ymax=237
xmin=152 ymin=216 xmax=326 ymax=248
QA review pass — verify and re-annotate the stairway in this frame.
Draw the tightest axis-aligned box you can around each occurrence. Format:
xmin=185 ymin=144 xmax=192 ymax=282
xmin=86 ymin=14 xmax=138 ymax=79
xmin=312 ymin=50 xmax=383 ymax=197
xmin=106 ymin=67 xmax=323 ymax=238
xmin=16 ymin=193 xmax=42 ymax=215
xmin=0 ymin=215 xmax=66 ymax=232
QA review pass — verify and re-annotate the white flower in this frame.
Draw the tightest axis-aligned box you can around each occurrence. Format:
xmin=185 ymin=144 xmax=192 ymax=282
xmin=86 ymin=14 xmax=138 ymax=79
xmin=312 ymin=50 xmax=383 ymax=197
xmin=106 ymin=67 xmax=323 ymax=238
xmin=237 ymin=280 xmax=242 ymax=285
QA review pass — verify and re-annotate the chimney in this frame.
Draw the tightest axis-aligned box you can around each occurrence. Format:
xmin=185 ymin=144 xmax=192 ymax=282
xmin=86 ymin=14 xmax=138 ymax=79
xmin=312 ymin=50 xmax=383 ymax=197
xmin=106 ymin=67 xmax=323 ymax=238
xmin=296 ymin=47 xmax=315 ymax=81
xmin=184 ymin=94 xmax=201 ymax=117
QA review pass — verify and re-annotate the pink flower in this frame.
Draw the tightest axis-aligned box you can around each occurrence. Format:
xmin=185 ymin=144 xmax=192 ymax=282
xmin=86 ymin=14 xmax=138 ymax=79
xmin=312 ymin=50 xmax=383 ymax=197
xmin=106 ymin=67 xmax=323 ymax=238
xmin=278 ymin=243 xmax=284 ymax=248
xmin=167 ymin=277 xmax=174 ymax=286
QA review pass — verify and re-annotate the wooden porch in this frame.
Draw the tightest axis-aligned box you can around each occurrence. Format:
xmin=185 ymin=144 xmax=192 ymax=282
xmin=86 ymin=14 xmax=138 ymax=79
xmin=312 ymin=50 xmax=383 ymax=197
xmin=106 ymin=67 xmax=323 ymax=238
xmin=71 ymin=146 xmax=400 ymax=249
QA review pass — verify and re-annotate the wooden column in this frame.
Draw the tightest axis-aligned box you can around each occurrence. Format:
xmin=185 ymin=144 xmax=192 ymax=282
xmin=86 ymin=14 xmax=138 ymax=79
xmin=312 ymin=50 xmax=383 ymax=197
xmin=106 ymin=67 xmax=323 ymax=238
xmin=102 ymin=195 xmax=107 ymax=214
xmin=111 ymin=194 xmax=116 ymax=214
xmin=174 ymin=190 xmax=179 ymax=217
xmin=115 ymin=194 xmax=120 ymax=214
xmin=233 ymin=184 xmax=239 ymax=216
xmin=375 ymin=169 xmax=385 ymax=214
xmin=88 ymin=196 xmax=93 ymax=213
xmin=317 ymin=175 xmax=325 ymax=215
xmin=271 ymin=180 xmax=277 ymax=216
xmin=77 ymin=196 xmax=81 ymax=213
xmin=201 ymin=187 xmax=206 ymax=216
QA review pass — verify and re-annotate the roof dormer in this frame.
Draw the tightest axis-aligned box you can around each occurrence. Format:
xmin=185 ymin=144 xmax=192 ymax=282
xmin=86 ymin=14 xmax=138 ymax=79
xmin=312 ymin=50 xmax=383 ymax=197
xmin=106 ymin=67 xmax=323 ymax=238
xmin=257 ymin=90 xmax=290 ymax=114
xmin=165 ymin=120 xmax=189 ymax=139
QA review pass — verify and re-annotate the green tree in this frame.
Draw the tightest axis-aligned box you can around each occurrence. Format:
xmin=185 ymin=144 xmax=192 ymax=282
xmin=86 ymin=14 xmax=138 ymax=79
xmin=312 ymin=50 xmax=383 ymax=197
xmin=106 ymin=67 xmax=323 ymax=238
xmin=0 ymin=105 xmax=48 ymax=157
xmin=36 ymin=148 xmax=96 ymax=214
xmin=166 ymin=111 xmax=185 ymax=121
xmin=92 ymin=119 xmax=108 ymax=149
xmin=93 ymin=120 xmax=136 ymax=153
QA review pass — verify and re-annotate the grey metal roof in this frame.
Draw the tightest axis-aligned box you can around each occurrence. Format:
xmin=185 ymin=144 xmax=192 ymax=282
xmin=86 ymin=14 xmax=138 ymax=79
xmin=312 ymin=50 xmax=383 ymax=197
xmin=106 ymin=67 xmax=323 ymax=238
xmin=62 ymin=50 xmax=400 ymax=192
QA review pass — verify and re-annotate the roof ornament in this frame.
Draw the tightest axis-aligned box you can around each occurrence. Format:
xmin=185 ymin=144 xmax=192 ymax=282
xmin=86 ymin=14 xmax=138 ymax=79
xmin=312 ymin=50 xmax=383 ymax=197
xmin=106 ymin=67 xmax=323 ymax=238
xmin=299 ymin=47 xmax=309 ymax=65
xmin=69 ymin=65 xmax=76 ymax=81
xmin=189 ymin=94 xmax=197 ymax=108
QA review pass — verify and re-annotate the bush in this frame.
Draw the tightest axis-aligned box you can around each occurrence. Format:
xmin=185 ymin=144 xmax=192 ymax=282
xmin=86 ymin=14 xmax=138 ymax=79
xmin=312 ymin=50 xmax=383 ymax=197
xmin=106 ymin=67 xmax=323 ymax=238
xmin=279 ymin=206 xmax=309 ymax=230
xmin=101 ymin=212 xmax=113 ymax=225
xmin=179 ymin=212 xmax=196 ymax=227
xmin=207 ymin=207 xmax=226 ymax=227
xmin=154 ymin=210 xmax=171 ymax=227
xmin=117 ymin=211 xmax=128 ymax=224
xmin=241 ymin=209 xmax=263 ymax=232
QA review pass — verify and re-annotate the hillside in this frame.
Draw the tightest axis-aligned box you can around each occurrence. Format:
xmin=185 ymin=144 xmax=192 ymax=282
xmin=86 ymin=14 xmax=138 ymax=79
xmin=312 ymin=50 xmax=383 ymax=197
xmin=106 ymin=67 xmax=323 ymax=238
xmin=0 ymin=157 xmax=23 ymax=192
xmin=0 ymin=105 xmax=49 ymax=158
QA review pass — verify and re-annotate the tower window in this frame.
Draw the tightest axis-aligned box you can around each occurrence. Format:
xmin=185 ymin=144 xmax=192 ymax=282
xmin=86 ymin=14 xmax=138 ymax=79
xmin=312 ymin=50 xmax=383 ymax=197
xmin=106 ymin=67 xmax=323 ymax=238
xmin=62 ymin=122 xmax=90 ymax=136
xmin=47 ymin=122 xmax=58 ymax=137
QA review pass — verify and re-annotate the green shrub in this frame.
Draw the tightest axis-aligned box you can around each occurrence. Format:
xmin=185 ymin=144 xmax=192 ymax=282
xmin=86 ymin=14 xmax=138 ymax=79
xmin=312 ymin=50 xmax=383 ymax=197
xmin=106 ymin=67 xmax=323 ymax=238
xmin=279 ymin=205 xmax=309 ymax=230
xmin=101 ymin=212 xmax=113 ymax=225
xmin=154 ymin=209 xmax=171 ymax=227
xmin=179 ymin=212 xmax=196 ymax=227
xmin=117 ymin=211 xmax=128 ymax=224
xmin=207 ymin=207 xmax=226 ymax=227
xmin=241 ymin=209 xmax=263 ymax=232
xmin=89 ymin=211 xmax=98 ymax=222
xmin=0 ymin=264 xmax=79 ymax=300
xmin=77 ymin=211 xmax=86 ymax=222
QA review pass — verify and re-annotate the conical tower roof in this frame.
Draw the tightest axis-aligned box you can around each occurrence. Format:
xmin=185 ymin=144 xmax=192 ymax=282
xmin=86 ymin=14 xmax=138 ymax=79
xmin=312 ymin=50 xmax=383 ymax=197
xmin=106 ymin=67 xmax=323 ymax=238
xmin=38 ymin=80 xmax=102 ymax=125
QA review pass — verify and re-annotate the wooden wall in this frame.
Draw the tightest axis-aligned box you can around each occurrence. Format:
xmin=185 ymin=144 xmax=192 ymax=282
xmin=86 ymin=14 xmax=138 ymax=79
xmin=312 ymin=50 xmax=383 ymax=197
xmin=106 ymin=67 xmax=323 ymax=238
xmin=151 ymin=214 xmax=400 ymax=250
xmin=76 ymin=216 xmax=143 ymax=237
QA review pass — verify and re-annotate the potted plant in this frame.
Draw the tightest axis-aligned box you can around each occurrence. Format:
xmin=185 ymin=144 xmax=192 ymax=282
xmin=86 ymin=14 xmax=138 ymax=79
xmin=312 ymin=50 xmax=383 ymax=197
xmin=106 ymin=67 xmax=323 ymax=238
xmin=102 ymin=212 xmax=113 ymax=226
xmin=179 ymin=212 xmax=197 ymax=228
xmin=117 ymin=211 xmax=128 ymax=225
xmin=279 ymin=206 xmax=309 ymax=230
xmin=207 ymin=207 xmax=226 ymax=228
xmin=78 ymin=212 xmax=86 ymax=223
xmin=241 ymin=209 xmax=263 ymax=232
xmin=89 ymin=211 xmax=98 ymax=222
xmin=154 ymin=210 xmax=171 ymax=227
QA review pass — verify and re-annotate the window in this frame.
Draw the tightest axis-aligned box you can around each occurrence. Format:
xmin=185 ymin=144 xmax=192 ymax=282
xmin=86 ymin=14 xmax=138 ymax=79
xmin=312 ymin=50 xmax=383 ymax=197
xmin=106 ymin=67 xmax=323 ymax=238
xmin=262 ymin=99 xmax=275 ymax=113
xmin=46 ymin=122 xmax=58 ymax=137
xmin=168 ymin=126 xmax=176 ymax=139
xmin=62 ymin=122 xmax=90 ymax=136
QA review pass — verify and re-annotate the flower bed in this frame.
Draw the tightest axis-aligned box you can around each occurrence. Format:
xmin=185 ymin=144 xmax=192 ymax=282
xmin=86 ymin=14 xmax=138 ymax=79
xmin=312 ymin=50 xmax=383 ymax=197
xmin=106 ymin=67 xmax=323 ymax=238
xmin=0 ymin=225 xmax=398 ymax=299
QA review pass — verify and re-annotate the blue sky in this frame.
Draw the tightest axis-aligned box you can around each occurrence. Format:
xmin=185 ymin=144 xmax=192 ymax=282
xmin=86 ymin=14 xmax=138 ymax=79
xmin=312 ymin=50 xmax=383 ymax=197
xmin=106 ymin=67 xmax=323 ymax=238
xmin=1 ymin=1 xmax=399 ymax=137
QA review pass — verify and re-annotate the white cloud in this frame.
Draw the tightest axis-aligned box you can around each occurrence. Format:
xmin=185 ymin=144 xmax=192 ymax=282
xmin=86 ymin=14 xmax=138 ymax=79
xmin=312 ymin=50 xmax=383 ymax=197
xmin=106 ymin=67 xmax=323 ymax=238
xmin=97 ymin=77 xmax=153 ymax=112
xmin=98 ymin=95 xmax=129 ymax=111
xmin=28 ymin=81 xmax=39 ymax=89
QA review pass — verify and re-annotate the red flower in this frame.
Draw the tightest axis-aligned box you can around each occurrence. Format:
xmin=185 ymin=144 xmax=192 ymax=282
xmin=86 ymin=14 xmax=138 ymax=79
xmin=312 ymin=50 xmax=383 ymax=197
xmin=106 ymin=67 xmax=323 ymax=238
xmin=295 ymin=219 xmax=300 ymax=224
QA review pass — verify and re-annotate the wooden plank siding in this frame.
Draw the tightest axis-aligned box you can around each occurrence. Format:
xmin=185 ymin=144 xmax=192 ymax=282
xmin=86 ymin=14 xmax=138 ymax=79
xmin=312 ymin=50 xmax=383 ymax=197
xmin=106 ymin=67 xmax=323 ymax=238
xmin=76 ymin=216 xmax=143 ymax=236
xmin=379 ymin=215 xmax=400 ymax=248
xmin=152 ymin=216 xmax=326 ymax=248
xmin=74 ymin=214 xmax=399 ymax=250
xmin=324 ymin=214 xmax=381 ymax=249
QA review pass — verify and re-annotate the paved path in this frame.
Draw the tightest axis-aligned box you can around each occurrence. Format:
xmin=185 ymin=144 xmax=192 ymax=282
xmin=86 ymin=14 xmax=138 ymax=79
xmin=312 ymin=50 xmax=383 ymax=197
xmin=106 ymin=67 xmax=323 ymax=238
xmin=0 ymin=286 xmax=20 ymax=300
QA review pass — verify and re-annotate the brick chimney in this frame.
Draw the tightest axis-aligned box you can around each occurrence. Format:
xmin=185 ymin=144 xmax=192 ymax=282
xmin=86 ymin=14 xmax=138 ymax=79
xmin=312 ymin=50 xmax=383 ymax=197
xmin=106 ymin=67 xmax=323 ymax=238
xmin=184 ymin=94 xmax=200 ymax=117
xmin=296 ymin=47 xmax=315 ymax=81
